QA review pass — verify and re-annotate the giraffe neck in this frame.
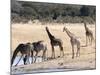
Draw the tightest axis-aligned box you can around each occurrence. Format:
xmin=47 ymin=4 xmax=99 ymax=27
xmin=46 ymin=28 xmax=55 ymax=41
xmin=84 ymin=23 xmax=88 ymax=31
xmin=65 ymin=29 xmax=73 ymax=38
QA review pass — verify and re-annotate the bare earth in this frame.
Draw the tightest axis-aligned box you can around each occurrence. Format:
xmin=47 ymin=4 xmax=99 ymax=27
xmin=11 ymin=23 xmax=96 ymax=74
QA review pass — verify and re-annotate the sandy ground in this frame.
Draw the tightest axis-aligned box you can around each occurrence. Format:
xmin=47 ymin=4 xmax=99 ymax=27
xmin=11 ymin=23 xmax=96 ymax=74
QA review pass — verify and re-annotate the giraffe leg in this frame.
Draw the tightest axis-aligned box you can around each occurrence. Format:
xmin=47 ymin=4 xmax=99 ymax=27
xmin=90 ymin=36 xmax=92 ymax=45
xmin=90 ymin=35 xmax=93 ymax=45
xmin=62 ymin=47 xmax=64 ymax=57
xmin=42 ymin=50 xmax=46 ymax=61
xmin=88 ymin=36 xmax=91 ymax=45
xmin=61 ymin=49 xmax=64 ymax=57
xmin=59 ymin=44 xmax=64 ymax=57
xmin=59 ymin=49 xmax=62 ymax=57
xmin=71 ymin=42 xmax=74 ymax=59
xmin=72 ymin=47 xmax=74 ymax=59
xmin=53 ymin=47 xmax=55 ymax=58
xmin=76 ymin=43 xmax=80 ymax=57
xmin=63 ymin=50 xmax=64 ymax=56
xmin=51 ymin=45 xmax=55 ymax=59
xmin=86 ymin=36 xmax=88 ymax=46
xmin=59 ymin=45 xmax=62 ymax=57
xmin=60 ymin=50 xmax=64 ymax=57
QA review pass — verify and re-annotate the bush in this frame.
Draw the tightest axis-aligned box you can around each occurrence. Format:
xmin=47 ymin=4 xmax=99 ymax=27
xmin=11 ymin=1 xmax=96 ymax=24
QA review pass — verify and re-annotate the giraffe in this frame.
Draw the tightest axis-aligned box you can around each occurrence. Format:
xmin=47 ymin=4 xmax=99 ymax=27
xmin=45 ymin=27 xmax=64 ymax=59
xmin=63 ymin=27 xmax=80 ymax=59
xmin=11 ymin=43 xmax=33 ymax=66
xmin=84 ymin=22 xmax=94 ymax=46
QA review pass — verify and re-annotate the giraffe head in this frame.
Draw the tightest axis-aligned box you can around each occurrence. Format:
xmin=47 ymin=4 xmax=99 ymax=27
xmin=84 ymin=22 xmax=86 ymax=25
xmin=63 ymin=26 xmax=68 ymax=32
xmin=63 ymin=27 xmax=66 ymax=32
xmin=45 ymin=26 xmax=49 ymax=31
xmin=84 ymin=22 xmax=87 ymax=28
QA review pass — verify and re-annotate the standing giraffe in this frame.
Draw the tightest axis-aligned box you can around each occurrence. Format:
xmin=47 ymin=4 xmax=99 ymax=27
xmin=84 ymin=22 xmax=94 ymax=46
xmin=63 ymin=27 xmax=80 ymax=59
xmin=45 ymin=27 xmax=64 ymax=58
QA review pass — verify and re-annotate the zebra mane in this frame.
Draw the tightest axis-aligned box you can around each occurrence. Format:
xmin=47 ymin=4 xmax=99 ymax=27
xmin=32 ymin=40 xmax=44 ymax=45
xmin=37 ymin=40 xmax=44 ymax=44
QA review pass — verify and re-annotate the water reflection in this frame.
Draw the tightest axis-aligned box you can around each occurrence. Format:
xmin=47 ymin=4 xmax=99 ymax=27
xmin=12 ymin=56 xmax=43 ymax=66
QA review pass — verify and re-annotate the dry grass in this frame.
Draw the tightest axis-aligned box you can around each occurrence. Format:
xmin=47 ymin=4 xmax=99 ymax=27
xmin=11 ymin=23 xmax=96 ymax=74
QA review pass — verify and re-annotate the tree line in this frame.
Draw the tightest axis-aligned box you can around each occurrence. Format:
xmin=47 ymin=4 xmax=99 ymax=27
xmin=11 ymin=0 xmax=96 ymax=24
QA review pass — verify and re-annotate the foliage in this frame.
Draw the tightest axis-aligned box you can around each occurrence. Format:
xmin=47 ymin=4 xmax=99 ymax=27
xmin=11 ymin=1 xmax=96 ymax=24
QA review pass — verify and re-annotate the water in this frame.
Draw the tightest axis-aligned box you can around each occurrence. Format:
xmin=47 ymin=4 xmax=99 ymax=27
xmin=12 ymin=56 xmax=43 ymax=66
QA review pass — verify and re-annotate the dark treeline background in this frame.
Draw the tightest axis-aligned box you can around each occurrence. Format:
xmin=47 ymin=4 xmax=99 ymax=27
xmin=11 ymin=0 xmax=96 ymax=24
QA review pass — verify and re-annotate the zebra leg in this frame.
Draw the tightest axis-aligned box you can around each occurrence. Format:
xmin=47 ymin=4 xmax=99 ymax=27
xmin=27 ymin=55 xmax=30 ymax=64
xmin=34 ymin=52 xmax=38 ymax=63
xmin=15 ymin=55 xmax=23 ymax=66
xmin=23 ymin=55 xmax=27 ymax=65
xmin=31 ymin=50 xmax=33 ymax=64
